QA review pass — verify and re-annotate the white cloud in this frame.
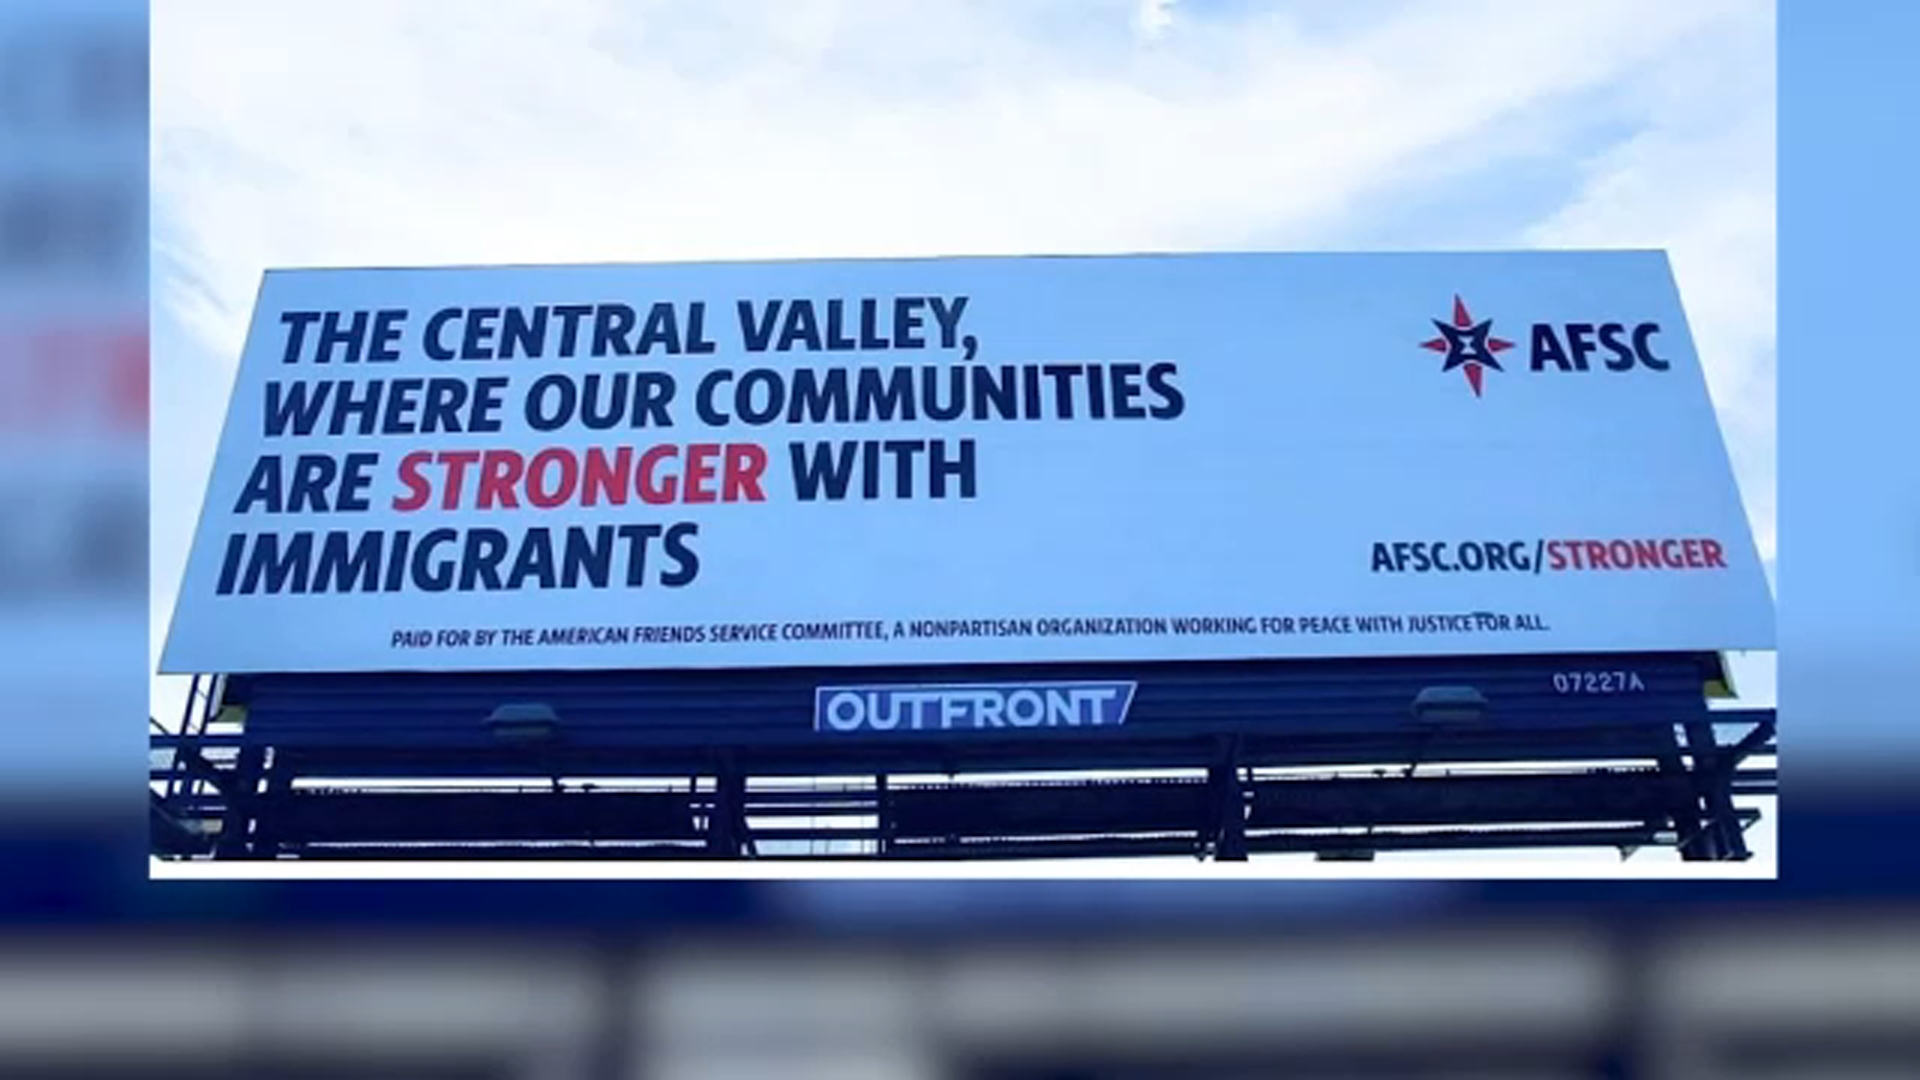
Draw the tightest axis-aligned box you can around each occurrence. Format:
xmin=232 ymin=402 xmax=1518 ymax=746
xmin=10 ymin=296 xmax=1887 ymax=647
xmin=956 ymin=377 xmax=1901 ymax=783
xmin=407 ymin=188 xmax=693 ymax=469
xmin=1521 ymin=2 xmax=1775 ymax=564
xmin=149 ymin=0 xmax=1776 ymax=726
xmin=1135 ymin=0 xmax=1178 ymax=40
xmin=153 ymin=0 xmax=1769 ymax=323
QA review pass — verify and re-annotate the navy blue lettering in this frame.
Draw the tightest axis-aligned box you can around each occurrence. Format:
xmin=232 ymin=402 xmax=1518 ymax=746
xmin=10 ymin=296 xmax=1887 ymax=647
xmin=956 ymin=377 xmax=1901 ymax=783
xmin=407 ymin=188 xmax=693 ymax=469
xmin=738 ymin=300 xmax=780 ymax=352
xmin=457 ymin=529 xmax=508 ymax=590
xmin=461 ymin=307 xmax=501 ymax=360
xmin=633 ymin=372 xmax=675 ymax=427
xmin=592 ymin=304 xmax=636 ymax=357
xmin=314 ymin=531 xmax=382 ymax=592
xmin=381 ymin=378 xmax=423 ymax=432
xmin=1597 ymin=322 xmax=1636 ymax=371
xmin=685 ymin=302 xmax=716 ymax=354
xmin=469 ymin=377 xmax=508 ymax=433
xmin=861 ymin=439 xmax=882 ymax=498
xmin=927 ymin=296 xmax=967 ymax=348
xmin=411 ymin=528 xmax=458 ymax=592
xmin=369 ymin=309 xmax=406 ymax=362
xmin=859 ymin=299 xmax=888 ymax=350
xmin=233 ymin=455 xmax=285 ymax=514
xmin=1146 ymin=363 xmax=1183 ymax=419
xmin=501 ymin=306 xmax=547 ymax=358
xmin=394 ymin=371 xmax=660 ymax=434
xmin=856 ymin=366 xmax=916 ymax=421
xmin=971 ymin=365 xmax=1018 ymax=420
xmin=421 ymin=376 xmax=504 ymax=434
xmin=209 ymin=523 xmax=709 ymax=594
xmin=778 ymin=300 xmax=822 ymax=352
xmin=286 ymin=454 xmax=337 ymax=512
xmin=892 ymin=297 xmax=926 ymax=349
xmin=636 ymin=302 xmax=682 ymax=354
xmin=336 ymin=452 xmax=377 ymax=512
xmin=216 ymin=532 xmax=247 ymax=594
xmin=232 ymin=453 xmax=370 ymax=516
xmin=1530 ymin=324 xmax=1573 ymax=371
xmin=1632 ymin=322 xmax=1669 ymax=370
xmin=314 ymin=310 xmax=367 ymax=364
xmin=329 ymin=379 xmax=381 ymax=434
xmin=506 ymin=527 xmax=556 ymax=589
xmin=1110 ymin=363 xmax=1147 ymax=418
xmin=661 ymin=523 xmax=699 ymax=587
xmin=824 ymin=300 xmax=857 ymax=351
xmin=279 ymin=311 xmax=321 ymax=363
xmin=240 ymin=532 xmax=311 ymax=594
xmin=1564 ymin=323 xmax=1597 ymax=370
xmin=930 ymin=438 xmax=975 ymax=498
xmin=423 ymin=308 xmax=460 ymax=361
xmin=1371 ymin=542 xmax=1394 ymax=572
xmin=884 ymin=439 xmax=924 ymax=497
xmin=790 ymin=441 xmax=858 ymax=500
xmin=696 ymin=369 xmax=732 ymax=425
xmin=264 ymin=381 xmax=327 ymax=436
xmin=617 ymin=524 xmax=662 ymax=586
xmin=554 ymin=370 xmax=675 ymax=429
xmin=1085 ymin=362 xmax=1108 ymax=419
xmin=383 ymin=530 xmax=413 ymax=592
xmin=737 ymin=368 xmax=785 ymax=424
xmin=553 ymin=304 xmax=593 ymax=356
xmin=564 ymin=526 xmax=613 ymax=587
xmin=1043 ymin=364 xmax=1078 ymax=418
xmin=580 ymin=373 xmax=627 ymax=430
xmin=525 ymin=374 xmax=575 ymax=432
xmin=788 ymin=367 xmax=850 ymax=423
xmin=921 ymin=365 xmax=965 ymax=421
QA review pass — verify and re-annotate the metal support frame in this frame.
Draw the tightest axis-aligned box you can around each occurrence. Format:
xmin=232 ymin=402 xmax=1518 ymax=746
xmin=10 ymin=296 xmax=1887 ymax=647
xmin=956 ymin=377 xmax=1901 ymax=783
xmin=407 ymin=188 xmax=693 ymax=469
xmin=706 ymin=755 xmax=751 ymax=858
xmin=158 ymin=673 xmax=219 ymax=802
xmin=1656 ymin=725 xmax=1712 ymax=861
xmin=1208 ymin=737 xmax=1248 ymax=861
xmin=154 ymin=696 xmax=1776 ymax=863
xmin=1682 ymin=719 xmax=1752 ymax=861
xmin=876 ymin=774 xmax=895 ymax=857
xmin=214 ymin=744 xmax=266 ymax=859
xmin=253 ymin=752 xmax=291 ymax=859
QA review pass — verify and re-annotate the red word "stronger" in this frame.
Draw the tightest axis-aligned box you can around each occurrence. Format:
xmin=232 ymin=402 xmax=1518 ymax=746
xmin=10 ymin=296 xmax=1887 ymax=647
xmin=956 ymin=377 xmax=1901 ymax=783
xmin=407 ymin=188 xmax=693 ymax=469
xmin=1546 ymin=538 xmax=1728 ymax=571
xmin=392 ymin=444 xmax=768 ymax=512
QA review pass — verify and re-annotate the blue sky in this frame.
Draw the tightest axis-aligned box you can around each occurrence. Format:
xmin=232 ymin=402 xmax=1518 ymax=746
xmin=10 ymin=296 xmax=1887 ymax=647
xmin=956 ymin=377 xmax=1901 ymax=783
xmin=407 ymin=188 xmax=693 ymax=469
xmin=147 ymin=0 xmax=1780 ymax=867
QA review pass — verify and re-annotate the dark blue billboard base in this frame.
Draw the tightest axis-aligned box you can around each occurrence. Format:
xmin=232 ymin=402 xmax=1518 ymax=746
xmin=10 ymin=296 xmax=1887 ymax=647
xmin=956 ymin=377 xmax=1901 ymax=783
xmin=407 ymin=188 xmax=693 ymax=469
xmin=151 ymin=653 xmax=1773 ymax=862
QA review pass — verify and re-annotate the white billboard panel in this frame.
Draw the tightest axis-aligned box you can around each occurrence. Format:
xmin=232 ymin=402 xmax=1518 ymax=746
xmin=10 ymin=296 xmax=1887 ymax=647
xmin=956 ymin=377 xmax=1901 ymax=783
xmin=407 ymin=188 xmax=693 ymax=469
xmin=160 ymin=250 xmax=1774 ymax=674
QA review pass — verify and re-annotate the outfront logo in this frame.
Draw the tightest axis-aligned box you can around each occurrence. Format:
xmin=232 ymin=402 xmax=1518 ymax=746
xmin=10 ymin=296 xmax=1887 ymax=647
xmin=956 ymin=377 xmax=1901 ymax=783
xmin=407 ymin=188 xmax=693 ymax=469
xmin=1418 ymin=294 xmax=1673 ymax=398
xmin=814 ymin=681 xmax=1137 ymax=734
xmin=1420 ymin=295 xmax=1512 ymax=398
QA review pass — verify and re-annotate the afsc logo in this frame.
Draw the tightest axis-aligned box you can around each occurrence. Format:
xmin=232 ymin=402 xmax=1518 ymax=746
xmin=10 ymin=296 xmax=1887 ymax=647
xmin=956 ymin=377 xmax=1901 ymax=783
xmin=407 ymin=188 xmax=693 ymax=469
xmin=1419 ymin=294 xmax=1670 ymax=397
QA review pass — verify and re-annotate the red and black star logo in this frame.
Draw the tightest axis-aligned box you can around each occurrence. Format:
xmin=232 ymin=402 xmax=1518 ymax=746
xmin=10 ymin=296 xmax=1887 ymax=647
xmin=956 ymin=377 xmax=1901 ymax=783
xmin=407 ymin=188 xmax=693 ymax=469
xmin=1420 ymin=295 xmax=1513 ymax=398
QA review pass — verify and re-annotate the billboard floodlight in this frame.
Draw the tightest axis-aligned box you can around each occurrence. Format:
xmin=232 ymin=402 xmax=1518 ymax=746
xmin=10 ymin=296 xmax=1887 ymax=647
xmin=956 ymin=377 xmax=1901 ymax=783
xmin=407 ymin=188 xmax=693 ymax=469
xmin=484 ymin=702 xmax=561 ymax=744
xmin=1411 ymin=685 xmax=1488 ymax=725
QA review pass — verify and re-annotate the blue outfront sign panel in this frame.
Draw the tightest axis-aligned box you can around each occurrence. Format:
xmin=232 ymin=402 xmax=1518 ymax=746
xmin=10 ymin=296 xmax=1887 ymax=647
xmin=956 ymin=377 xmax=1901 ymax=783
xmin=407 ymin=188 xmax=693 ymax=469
xmin=814 ymin=681 xmax=1138 ymax=734
xmin=162 ymin=250 xmax=1774 ymax=674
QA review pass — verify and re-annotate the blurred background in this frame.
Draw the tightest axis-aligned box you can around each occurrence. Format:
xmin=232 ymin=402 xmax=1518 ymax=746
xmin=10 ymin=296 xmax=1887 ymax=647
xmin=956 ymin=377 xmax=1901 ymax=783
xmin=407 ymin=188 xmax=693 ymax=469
xmin=5 ymin=1 xmax=1918 ymax=1078
xmin=0 ymin=0 xmax=151 ymax=906
xmin=4 ymin=907 xmax=1919 ymax=1078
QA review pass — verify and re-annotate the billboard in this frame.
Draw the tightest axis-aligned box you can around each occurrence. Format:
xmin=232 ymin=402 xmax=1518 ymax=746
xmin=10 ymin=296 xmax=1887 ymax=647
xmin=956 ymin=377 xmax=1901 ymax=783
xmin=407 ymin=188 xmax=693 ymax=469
xmin=160 ymin=250 xmax=1773 ymax=675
